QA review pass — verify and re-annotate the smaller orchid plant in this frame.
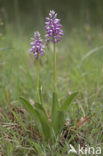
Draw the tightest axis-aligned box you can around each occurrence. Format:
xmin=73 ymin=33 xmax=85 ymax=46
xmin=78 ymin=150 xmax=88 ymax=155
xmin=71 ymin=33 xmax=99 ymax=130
xmin=30 ymin=32 xmax=45 ymax=102
xmin=20 ymin=10 xmax=77 ymax=143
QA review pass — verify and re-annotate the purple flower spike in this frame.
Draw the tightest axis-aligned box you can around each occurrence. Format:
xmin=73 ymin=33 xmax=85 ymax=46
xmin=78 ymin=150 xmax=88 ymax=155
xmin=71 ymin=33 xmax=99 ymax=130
xmin=30 ymin=32 xmax=45 ymax=59
xmin=45 ymin=10 xmax=63 ymax=45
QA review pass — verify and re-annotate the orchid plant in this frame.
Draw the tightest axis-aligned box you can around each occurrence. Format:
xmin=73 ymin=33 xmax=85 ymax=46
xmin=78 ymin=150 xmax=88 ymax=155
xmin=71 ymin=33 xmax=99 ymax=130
xmin=30 ymin=32 xmax=45 ymax=102
xmin=20 ymin=10 xmax=77 ymax=143
xmin=45 ymin=10 xmax=63 ymax=89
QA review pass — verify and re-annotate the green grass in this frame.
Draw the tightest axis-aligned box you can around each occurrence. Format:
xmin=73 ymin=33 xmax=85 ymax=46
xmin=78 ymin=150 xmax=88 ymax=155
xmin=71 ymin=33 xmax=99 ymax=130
xmin=0 ymin=25 xmax=103 ymax=155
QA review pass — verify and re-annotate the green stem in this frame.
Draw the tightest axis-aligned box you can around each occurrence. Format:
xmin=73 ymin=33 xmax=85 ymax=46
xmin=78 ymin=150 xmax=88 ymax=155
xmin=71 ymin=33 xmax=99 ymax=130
xmin=36 ymin=57 xmax=40 ymax=102
xmin=54 ymin=43 xmax=56 ymax=89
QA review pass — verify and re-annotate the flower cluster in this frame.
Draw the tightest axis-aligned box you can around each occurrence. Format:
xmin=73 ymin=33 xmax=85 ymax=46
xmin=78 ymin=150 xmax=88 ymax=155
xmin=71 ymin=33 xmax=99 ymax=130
xmin=30 ymin=10 xmax=63 ymax=58
xmin=45 ymin=10 xmax=63 ymax=45
xmin=30 ymin=32 xmax=45 ymax=59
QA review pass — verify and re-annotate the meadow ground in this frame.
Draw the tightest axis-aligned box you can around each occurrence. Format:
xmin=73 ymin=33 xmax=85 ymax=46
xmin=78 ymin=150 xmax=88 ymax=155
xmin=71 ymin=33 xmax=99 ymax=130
xmin=0 ymin=25 xmax=103 ymax=155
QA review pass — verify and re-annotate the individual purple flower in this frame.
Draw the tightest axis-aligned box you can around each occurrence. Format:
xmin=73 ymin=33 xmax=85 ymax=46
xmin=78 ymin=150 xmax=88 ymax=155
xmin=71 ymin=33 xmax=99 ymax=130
xmin=30 ymin=32 xmax=45 ymax=59
xmin=45 ymin=10 xmax=63 ymax=45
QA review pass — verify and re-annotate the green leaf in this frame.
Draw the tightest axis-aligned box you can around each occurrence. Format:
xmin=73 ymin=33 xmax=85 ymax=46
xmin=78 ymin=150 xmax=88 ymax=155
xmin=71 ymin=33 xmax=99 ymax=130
xmin=35 ymin=102 xmax=47 ymax=117
xmin=52 ymin=92 xmax=59 ymax=120
xmin=60 ymin=92 xmax=78 ymax=111
xmin=52 ymin=111 xmax=65 ymax=135
xmin=34 ymin=102 xmax=52 ymax=140
xmin=39 ymin=116 xmax=52 ymax=141
xmin=20 ymin=97 xmax=40 ymax=120
xmin=20 ymin=97 xmax=52 ymax=141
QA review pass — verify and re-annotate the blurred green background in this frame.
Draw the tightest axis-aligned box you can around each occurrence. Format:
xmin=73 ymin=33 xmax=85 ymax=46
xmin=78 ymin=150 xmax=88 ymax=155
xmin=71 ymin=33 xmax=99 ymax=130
xmin=0 ymin=0 xmax=103 ymax=36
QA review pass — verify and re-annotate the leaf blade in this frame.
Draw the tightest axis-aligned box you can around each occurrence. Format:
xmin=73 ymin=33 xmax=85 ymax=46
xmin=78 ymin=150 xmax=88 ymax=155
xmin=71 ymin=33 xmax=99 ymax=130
xmin=20 ymin=97 xmax=52 ymax=141
xmin=52 ymin=111 xmax=65 ymax=135
xmin=52 ymin=92 xmax=59 ymax=120
xmin=60 ymin=92 xmax=78 ymax=111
